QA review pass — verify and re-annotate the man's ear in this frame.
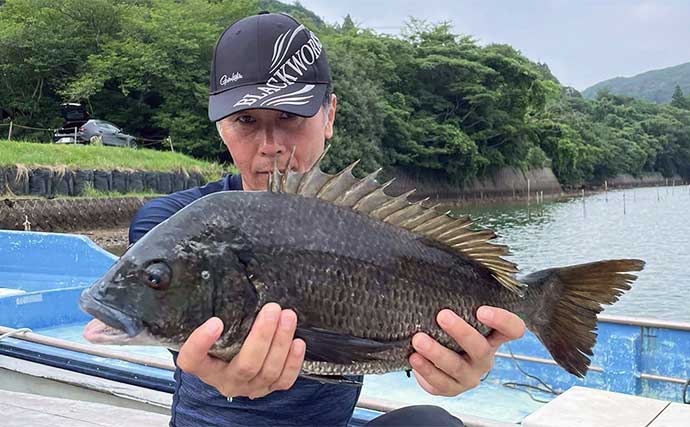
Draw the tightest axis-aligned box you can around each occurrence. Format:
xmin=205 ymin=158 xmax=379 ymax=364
xmin=324 ymin=94 xmax=337 ymax=140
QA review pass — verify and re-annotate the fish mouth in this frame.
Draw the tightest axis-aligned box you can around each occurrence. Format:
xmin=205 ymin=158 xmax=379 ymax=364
xmin=82 ymin=319 xmax=133 ymax=344
xmin=79 ymin=286 xmax=143 ymax=341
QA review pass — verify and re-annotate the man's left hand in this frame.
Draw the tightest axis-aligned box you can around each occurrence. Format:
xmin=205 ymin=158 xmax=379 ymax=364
xmin=409 ymin=306 xmax=526 ymax=396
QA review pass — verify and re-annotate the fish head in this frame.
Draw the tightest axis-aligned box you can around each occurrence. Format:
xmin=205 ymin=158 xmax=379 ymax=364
xmin=79 ymin=209 xmax=254 ymax=349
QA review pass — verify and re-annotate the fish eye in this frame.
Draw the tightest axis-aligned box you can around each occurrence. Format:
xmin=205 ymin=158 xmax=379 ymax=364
xmin=144 ymin=262 xmax=172 ymax=290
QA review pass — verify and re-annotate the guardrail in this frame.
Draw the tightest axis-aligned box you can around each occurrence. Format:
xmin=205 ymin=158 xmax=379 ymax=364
xmin=1 ymin=120 xmax=173 ymax=149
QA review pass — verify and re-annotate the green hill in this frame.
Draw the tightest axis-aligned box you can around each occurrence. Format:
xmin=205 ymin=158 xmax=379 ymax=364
xmin=582 ymin=62 xmax=690 ymax=103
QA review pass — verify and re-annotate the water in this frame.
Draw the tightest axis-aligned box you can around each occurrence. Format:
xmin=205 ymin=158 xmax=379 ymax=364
xmin=457 ymin=185 xmax=690 ymax=322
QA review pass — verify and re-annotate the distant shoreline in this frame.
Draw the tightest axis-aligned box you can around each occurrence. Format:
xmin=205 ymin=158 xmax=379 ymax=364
xmin=438 ymin=180 xmax=690 ymax=208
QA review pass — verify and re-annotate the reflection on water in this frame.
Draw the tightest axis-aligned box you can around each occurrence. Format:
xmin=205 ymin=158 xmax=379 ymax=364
xmin=455 ymin=185 xmax=690 ymax=322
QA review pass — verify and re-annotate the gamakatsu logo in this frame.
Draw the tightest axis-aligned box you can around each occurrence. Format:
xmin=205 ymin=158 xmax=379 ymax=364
xmin=233 ymin=25 xmax=323 ymax=108
xmin=219 ymin=72 xmax=243 ymax=86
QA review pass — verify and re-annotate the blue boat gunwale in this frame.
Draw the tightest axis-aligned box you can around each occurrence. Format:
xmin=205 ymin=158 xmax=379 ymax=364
xmin=0 ymin=328 xmax=385 ymax=426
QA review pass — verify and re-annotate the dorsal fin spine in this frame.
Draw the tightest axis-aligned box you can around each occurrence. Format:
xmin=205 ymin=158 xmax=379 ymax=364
xmin=273 ymin=148 xmax=523 ymax=295
xmin=333 ymin=168 xmax=382 ymax=205
xmin=316 ymin=160 xmax=360 ymax=198
xmin=383 ymin=198 xmax=428 ymax=223
xmin=351 ymin=179 xmax=396 ymax=211
xmin=296 ymin=146 xmax=331 ymax=195
xmin=411 ymin=212 xmax=452 ymax=233
xmin=280 ymin=147 xmax=297 ymax=191
xmin=370 ymin=189 xmax=416 ymax=218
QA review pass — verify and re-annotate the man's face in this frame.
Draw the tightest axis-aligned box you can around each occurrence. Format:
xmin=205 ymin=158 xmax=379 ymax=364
xmin=217 ymin=94 xmax=337 ymax=191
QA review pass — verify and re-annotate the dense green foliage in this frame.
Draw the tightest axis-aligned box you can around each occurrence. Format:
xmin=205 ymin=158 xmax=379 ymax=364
xmin=2 ymin=0 xmax=689 ymax=188
xmin=582 ymin=62 xmax=690 ymax=104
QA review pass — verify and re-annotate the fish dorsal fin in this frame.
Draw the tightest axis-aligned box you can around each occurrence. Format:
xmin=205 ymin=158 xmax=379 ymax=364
xmin=267 ymin=149 xmax=524 ymax=294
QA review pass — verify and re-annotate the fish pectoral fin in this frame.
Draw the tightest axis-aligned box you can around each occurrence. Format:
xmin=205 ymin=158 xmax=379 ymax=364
xmin=300 ymin=373 xmax=363 ymax=387
xmin=295 ymin=327 xmax=398 ymax=364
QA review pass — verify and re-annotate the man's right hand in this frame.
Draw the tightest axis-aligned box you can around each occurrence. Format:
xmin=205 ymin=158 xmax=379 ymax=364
xmin=177 ymin=303 xmax=306 ymax=400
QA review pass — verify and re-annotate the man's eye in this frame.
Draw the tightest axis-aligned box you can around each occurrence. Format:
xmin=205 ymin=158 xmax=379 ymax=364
xmin=279 ymin=112 xmax=297 ymax=120
xmin=236 ymin=115 xmax=255 ymax=124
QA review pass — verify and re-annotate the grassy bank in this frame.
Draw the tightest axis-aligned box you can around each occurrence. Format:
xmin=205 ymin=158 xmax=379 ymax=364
xmin=0 ymin=140 xmax=229 ymax=181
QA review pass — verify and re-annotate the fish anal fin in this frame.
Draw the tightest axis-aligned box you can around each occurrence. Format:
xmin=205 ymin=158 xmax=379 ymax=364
xmin=300 ymin=373 xmax=362 ymax=386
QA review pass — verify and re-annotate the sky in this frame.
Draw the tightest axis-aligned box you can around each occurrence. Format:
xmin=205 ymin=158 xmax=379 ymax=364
xmin=298 ymin=0 xmax=690 ymax=91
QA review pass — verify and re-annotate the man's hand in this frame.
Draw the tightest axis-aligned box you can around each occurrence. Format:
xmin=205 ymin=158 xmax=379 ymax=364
xmin=409 ymin=306 xmax=525 ymax=396
xmin=177 ymin=303 xmax=306 ymax=400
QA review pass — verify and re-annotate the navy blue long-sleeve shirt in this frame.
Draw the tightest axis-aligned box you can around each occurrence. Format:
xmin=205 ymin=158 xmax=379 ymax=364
xmin=129 ymin=174 xmax=362 ymax=427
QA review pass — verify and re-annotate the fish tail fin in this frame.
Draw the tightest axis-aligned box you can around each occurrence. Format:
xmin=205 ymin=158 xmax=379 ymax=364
xmin=521 ymin=259 xmax=644 ymax=377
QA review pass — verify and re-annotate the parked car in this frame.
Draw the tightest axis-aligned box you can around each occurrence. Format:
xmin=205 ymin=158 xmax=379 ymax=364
xmin=53 ymin=103 xmax=137 ymax=148
xmin=0 ymin=107 xmax=12 ymax=121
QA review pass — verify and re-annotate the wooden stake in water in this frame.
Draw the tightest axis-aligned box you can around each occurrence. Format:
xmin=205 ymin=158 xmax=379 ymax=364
xmin=623 ymin=192 xmax=626 ymax=215
xmin=605 ymin=180 xmax=608 ymax=202
xmin=7 ymin=121 xmax=12 ymax=141
xmin=582 ymin=188 xmax=586 ymax=216
xmin=527 ymin=178 xmax=531 ymax=206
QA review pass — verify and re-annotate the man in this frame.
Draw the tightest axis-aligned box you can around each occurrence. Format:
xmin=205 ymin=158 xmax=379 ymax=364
xmin=127 ymin=12 xmax=526 ymax=427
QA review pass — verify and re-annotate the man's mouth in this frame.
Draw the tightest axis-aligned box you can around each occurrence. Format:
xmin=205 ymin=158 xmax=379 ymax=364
xmin=257 ymin=168 xmax=295 ymax=175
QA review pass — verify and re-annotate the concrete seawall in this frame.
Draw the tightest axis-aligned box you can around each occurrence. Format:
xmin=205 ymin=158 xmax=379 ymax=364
xmin=386 ymin=166 xmax=562 ymax=202
xmin=603 ymin=172 xmax=685 ymax=188
xmin=0 ymin=166 xmax=206 ymax=198
xmin=386 ymin=167 xmax=686 ymax=204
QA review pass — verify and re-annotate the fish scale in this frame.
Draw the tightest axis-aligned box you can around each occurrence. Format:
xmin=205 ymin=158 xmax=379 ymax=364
xmin=238 ymin=237 xmax=502 ymax=375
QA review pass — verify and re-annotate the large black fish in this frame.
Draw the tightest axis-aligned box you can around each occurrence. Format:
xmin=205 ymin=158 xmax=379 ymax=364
xmin=80 ymin=151 xmax=644 ymax=378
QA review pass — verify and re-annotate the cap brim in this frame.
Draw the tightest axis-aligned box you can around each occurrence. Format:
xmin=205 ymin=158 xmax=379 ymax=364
xmin=209 ymin=83 xmax=327 ymax=122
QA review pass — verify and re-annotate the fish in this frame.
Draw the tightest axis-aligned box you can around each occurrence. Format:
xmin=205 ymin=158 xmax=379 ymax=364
xmin=80 ymin=148 xmax=645 ymax=379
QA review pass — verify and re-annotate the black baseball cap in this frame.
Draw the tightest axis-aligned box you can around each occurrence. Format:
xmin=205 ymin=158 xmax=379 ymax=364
xmin=209 ymin=12 xmax=331 ymax=122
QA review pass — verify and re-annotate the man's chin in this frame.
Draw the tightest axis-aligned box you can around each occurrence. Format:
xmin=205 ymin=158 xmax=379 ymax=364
xmin=244 ymin=174 xmax=269 ymax=191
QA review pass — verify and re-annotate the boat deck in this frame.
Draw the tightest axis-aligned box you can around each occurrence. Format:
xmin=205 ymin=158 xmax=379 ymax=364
xmin=523 ymin=386 xmax=690 ymax=427
xmin=2 ymin=390 xmax=169 ymax=427
xmin=5 ymin=385 xmax=690 ymax=427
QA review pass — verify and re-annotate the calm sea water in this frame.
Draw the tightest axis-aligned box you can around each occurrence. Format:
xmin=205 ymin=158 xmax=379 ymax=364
xmin=457 ymin=185 xmax=690 ymax=322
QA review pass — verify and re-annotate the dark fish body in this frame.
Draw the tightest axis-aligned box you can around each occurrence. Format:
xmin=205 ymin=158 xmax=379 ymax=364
xmin=80 ymin=156 xmax=644 ymax=378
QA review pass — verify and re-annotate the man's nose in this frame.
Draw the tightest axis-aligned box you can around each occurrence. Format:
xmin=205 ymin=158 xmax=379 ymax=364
xmin=257 ymin=128 xmax=285 ymax=157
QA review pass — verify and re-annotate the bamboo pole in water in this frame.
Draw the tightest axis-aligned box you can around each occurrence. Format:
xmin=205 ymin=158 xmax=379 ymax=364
xmin=623 ymin=192 xmax=626 ymax=215
xmin=582 ymin=188 xmax=586 ymax=216
xmin=605 ymin=180 xmax=608 ymax=202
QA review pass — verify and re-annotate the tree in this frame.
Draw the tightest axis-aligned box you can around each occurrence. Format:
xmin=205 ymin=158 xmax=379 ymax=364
xmin=671 ymin=85 xmax=690 ymax=110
